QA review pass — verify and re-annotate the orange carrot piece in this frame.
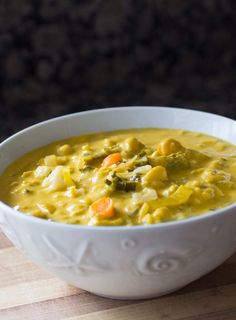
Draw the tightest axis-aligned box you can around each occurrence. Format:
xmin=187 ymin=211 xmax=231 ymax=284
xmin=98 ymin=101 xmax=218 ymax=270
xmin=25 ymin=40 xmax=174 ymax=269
xmin=91 ymin=197 xmax=115 ymax=218
xmin=102 ymin=153 xmax=122 ymax=167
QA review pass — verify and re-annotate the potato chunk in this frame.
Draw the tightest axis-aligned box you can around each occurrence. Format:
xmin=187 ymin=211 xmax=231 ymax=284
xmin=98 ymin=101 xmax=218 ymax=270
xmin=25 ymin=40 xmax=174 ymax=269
xmin=157 ymin=139 xmax=184 ymax=156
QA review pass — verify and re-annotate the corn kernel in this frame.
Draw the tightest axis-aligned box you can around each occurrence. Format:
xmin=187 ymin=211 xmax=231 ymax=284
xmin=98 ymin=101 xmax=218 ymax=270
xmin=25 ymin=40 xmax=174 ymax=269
xmin=36 ymin=203 xmax=55 ymax=214
xmin=63 ymin=169 xmax=75 ymax=187
xmin=81 ymin=144 xmax=91 ymax=151
xmin=65 ymin=186 xmax=78 ymax=198
xmin=217 ymin=144 xmax=226 ymax=151
xmin=57 ymin=144 xmax=72 ymax=156
xmin=138 ymin=202 xmax=149 ymax=221
xmin=104 ymin=138 xmax=116 ymax=147
xmin=152 ymin=207 xmax=169 ymax=222
xmin=202 ymin=188 xmax=215 ymax=200
xmin=57 ymin=156 xmax=69 ymax=164
xmin=44 ymin=155 xmax=57 ymax=166
xmin=142 ymin=213 xmax=153 ymax=224
xmin=21 ymin=171 xmax=33 ymax=178
xmin=31 ymin=211 xmax=48 ymax=219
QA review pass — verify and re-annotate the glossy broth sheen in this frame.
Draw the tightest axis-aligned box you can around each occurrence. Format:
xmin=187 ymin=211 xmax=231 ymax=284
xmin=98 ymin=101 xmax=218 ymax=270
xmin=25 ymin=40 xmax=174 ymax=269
xmin=1 ymin=128 xmax=236 ymax=226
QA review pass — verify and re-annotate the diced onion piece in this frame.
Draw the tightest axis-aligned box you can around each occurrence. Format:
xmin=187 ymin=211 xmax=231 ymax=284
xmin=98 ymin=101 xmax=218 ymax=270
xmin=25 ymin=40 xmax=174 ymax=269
xmin=64 ymin=186 xmax=84 ymax=198
xmin=34 ymin=166 xmax=51 ymax=178
xmin=92 ymin=174 xmax=99 ymax=183
xmin=42 ymin=166 xmax=66 ymax=191
xmin=133 ymin=165 xmax=152 ymax=174
xmin=66 ymin=202 xmax=86 ymax=216
xmin=132 ymin=188 xmax=158 ymax=204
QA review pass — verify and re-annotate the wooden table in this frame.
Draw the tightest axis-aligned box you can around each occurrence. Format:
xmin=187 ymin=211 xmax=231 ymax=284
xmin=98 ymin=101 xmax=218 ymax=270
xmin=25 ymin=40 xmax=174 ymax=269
xmin=1 ymin=229 xmax=236 ymax=320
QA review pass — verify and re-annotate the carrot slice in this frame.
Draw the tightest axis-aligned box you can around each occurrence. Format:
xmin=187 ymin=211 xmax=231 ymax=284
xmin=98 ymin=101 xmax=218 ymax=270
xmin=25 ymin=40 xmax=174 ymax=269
xmin=91 ymin=197 xmax=115 ymax=218
xmin=102 ymin=153 xmax=122 ymax=167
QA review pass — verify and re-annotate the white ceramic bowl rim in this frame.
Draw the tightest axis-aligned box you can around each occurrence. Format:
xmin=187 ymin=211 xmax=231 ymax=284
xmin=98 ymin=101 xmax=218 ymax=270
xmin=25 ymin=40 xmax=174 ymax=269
xmin=1 ymin=106 xmax=236 ymax=231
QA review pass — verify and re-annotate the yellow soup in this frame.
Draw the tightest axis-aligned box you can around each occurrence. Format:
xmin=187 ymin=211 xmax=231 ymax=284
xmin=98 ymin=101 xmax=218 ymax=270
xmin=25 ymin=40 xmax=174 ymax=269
xmin=1 ymin=128 xmax=236 ymax=226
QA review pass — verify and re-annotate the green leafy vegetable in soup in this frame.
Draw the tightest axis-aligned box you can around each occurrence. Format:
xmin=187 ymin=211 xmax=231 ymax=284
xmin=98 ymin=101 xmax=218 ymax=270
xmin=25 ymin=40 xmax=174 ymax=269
xmin=1 ymin=128 xmax=236 ymax=226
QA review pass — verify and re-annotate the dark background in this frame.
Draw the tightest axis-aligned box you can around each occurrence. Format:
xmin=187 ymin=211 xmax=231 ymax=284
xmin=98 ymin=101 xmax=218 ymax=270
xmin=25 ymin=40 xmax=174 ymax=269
xmin=1 ymin=0 xmax=236 ymax=141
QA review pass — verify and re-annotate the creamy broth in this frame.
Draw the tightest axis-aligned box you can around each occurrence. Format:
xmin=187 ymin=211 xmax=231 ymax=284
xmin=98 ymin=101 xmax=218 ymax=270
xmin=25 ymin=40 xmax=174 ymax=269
xmin=1 ymin=128 xmax=236 ymax=226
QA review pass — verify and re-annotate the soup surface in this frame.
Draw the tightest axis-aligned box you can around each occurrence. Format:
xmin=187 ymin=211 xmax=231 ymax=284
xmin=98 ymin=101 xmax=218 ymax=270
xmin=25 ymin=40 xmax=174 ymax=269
xmin=1 ymin=128 xmax=236 ymax=226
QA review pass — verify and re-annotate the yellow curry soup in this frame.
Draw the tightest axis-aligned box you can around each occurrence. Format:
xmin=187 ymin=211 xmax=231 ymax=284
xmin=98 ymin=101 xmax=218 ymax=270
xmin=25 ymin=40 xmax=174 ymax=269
xmin=1 ymin=128 xmax=236 ymax=226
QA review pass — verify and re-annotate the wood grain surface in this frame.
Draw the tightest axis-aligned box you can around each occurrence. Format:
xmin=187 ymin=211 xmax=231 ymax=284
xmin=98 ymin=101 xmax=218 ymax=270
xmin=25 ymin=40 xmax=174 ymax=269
xmin=1 ymin=229 xmax=236 ymax=320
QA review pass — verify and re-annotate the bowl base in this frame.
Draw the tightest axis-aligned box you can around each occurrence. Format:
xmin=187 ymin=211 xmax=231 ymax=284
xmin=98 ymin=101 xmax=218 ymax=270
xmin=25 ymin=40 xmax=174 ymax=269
xmin=90 ymin=286 xmax=185 ymax=300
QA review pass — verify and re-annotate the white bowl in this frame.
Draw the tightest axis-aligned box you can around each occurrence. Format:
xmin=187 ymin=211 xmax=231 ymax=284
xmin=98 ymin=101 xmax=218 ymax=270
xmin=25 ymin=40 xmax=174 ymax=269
xmin=1 ymin=107 xmax=236 ymax=300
